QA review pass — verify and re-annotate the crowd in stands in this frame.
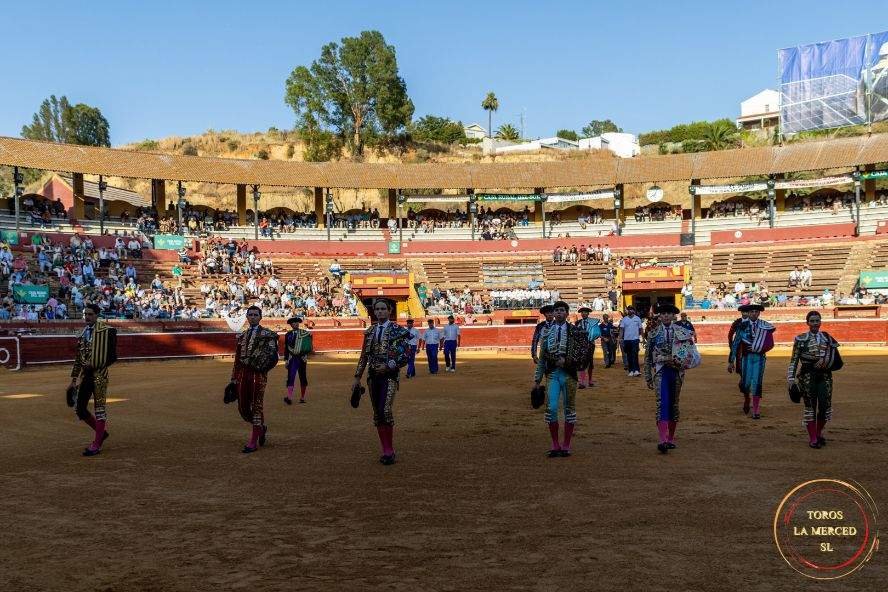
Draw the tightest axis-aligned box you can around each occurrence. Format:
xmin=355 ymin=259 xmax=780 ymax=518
xmin=199 ymin=273 xmax=358 ymax=319
xmin=552 ymin=244 xmax=614 ymax=264
xmin=197 ymin=238 xmax=274 ymax=277
xmin=490 ymin=288 xmax=556 ymax=310
xmin=420 ymin=285 xmax=489 ymax=315
xmin=706 ymin=199 xmax=766 ymax=222
xmin=634 ymin=204 xmax=681 ymax=222
xmin=6 ymin=195 xmax=67 ymax=227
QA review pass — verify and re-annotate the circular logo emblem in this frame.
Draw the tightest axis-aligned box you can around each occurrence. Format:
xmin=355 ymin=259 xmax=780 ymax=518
xmin=774 ymin=479 xmax=879 ymax=579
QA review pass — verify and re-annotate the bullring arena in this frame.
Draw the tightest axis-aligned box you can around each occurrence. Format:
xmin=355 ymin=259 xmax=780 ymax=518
xmin=3 ymin=136 xmax=888 ymax=590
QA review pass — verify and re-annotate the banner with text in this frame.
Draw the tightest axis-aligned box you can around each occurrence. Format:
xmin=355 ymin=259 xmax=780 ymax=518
xmin=13 ymin=285 xmax=50 ymax=304
xmin=153 ymin=234 xmax=187 ymax=250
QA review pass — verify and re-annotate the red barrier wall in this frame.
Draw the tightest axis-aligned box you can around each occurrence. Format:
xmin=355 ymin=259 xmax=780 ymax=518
xmin=9 ymin=319 xmax=887 ymax=368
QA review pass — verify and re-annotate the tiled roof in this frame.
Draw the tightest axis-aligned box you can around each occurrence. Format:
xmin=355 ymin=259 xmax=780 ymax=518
xmin=1 ymin=134 xmax=887 ymax=189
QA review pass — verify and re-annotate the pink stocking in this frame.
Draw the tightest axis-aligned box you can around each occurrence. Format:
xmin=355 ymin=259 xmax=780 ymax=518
xmin=376 ymin=426 xmax=388 ymax=455
xmin=285 ymin=386 xmax=294 ymax=400
xmin=816 ymin=419 xmax=826 ymax=438
xmin=806 ymin=421 xmax=818 ymax=445
xmin=89 ymin=420 xmax=106 ymax=451
xmin=385 ymin=425 xmax=395 ymax=456
xmin=667 ymin=420 xmax=676 ymax=443
xmin=562 ymin=423 xmax=575 ymax=452
xmin=657 ymin=420 xmax=669 ymax=444
xmin=752 ymin=396 xmax=761 ymax=415
xmin=578 ymin=370 xmax=587 ymax=387
xmin=299 ymin=386 xmax=307 ymax=401
xmin=548 ymin=422 xmax=561 ymax=451
xmin=247 ymin=425 xmax=262 ymax=448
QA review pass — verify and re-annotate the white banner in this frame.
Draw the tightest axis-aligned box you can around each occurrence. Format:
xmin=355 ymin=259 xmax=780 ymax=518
xmin=222 ymin=310 xmax=247 ymax=333
xmin=694 ymin=182 xmax=768 ymax=195
xmin=404 ymin=195 xmax=469 ymax=203
xmin=775 ymin=175 xmax=852 ymax=189
xmin=695 ymin=175 xmax=854 ymax=195
xmin=546 ymin=190 xmax=615 ymax=203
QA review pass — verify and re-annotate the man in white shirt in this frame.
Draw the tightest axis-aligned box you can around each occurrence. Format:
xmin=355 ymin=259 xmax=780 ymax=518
xmin=618 ymin=306 xmax=644 ymax=376
xmin=734 ymin=279 xmax=746 ymax=295
xmin=799 ymin=266 xmax=812 ymax=289
xmin=788 ymin=266 xmax=801 ymax=288
xmin=592 ymin=294 xmax=606 ymax=312
xmin=404 ymin=318 xmax=420 ymax=378
xmin=442 ymin=314 xmax=461 ymax=372
xmin=420 ymin=319 xmax=442 ymax=374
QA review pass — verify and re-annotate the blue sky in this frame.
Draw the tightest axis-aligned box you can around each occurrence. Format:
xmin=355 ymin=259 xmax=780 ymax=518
xmin=1 ymin=0 xmax=879 ymax=145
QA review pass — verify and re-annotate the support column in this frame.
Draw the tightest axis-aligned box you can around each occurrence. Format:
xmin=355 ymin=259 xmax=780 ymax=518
xmin=387 ymin=188 xmax=397 ymax=221
xmin=865 ymin=164 xmax=876 ymax=202
xmin=314 ymin=187 xmax=325 ymax=228
xmin=72 ymin=173 xmax=85 ymax=220
xmin=690 ymin=179 xmax=701 ymax=244
xmin=534 ymin=187 xmax=545 ymax=238
xmin=236 ymin=184 xmax=247 ymax=225
xmin=775 ymin=174 xmax=786 ymax=212
xmin=614 ymin=183 xmax=625 ymax=223
xmin=151 ymin=179 xmax=167 ymax=214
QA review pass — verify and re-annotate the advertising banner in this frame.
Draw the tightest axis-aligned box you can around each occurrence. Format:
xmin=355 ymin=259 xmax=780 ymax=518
xmin=859 ymin=270 xmax=888 ymax=289
xmin=153 ymin=234 xmax=187 ymax=250
xmin=1 ymin=229 xmax=20 ymax=245
xmin=13 ymin=285 xmax=50 ymax=304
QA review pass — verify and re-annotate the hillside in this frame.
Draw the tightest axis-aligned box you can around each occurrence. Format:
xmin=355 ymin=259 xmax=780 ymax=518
xmin=83 ymin=130 xmax=614 ymax=212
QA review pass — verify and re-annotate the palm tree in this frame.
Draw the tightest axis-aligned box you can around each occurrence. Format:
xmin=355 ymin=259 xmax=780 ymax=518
xmin=495 ymin=123 xmax=520 ymax=141
xmin=482 ymin=92 xmax=499 ymax=138
xmin=703 ymin=120 xmax=739 ymax=151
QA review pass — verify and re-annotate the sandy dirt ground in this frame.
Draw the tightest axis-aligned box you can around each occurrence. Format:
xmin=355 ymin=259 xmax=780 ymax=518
xmin=1 ymin=350 xmax=886 ymax=591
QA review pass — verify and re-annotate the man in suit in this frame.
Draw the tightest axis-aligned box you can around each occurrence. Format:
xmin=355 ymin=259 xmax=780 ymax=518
xmin=69 ymin=303 xmax=117 ymax=457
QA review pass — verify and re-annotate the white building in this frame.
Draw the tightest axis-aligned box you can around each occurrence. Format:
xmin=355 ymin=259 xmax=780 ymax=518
xmin=483 ymin=136 xmax=579 ymax=155
xmin=579 ymin=133 xmax=640 ymax=158
xmin=463 ymin=123 xmax=487 ymax=139
xmin=737 ymin=89 xmax=780 ymax=131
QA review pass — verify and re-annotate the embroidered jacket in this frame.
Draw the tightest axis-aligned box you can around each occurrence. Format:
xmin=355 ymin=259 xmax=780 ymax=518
xmin=644 ymin=323 xmax=700 ymax=385
xmin=729 ymin=319 xmax=775 ymax=363
xmin=232 ymin=325 xmax=279 ymax=376
xmin=534 ymin=322 xmax=589 ymax=381
xmin=354 ymin=322 xmax=410 ymax=379
xmin=284 ymin=328 xmax=313 ymax=360
xmin=531 ymin=320 xmax=551 ymax=359
xmin=71 ymin=321 xmax=117 ymax=378
xmin=787 ymin=331 xmax=840 ymax=381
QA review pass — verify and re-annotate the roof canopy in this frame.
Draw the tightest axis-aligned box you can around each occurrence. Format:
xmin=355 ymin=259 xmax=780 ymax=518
xmin=1 ymin=134 xmax=887 ymax=189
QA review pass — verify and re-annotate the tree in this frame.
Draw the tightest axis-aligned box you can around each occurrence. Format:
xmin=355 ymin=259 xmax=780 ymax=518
xmin=21 ymin=95 xmax=110 ymax=146
xmin=482 ymin=92 xmax=499 ymax=139
xmin=555 ymin=129 xmax=579 ymax=141
xmin=495 ymin=124 xmax=520 ymax=141
xmin=702 ymin=120 xmax=739 ymax=151
xmin=22 ymin=95 xmax=70 ymax=143
xmin=581 ymin=119 xmax=622 ymax=138
xmin=411 ymin=115 xmax=467 ymax=144
xmin=284 ymin=30 xmax=414 ymax=158
xmin=64 ymin=103 xmax=110 ymax=147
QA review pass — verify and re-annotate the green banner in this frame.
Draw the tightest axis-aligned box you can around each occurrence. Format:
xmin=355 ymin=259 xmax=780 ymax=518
xmin=387 ymin=240 xmax=401 ymax=254
xmin=13 ymin=284 xmax=50 ymax=304
xmin=476 ymin=193 xmax=541 ymax=202
xmin=154 ymin=234 xmax=187 ymax=250
xmin=859 ymin=270 xmax=888 ymax=289
xmin=1 ymin=229 xmax=20 ymax=246
xmin=861 ymin=170 xmax=888 ymax=180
